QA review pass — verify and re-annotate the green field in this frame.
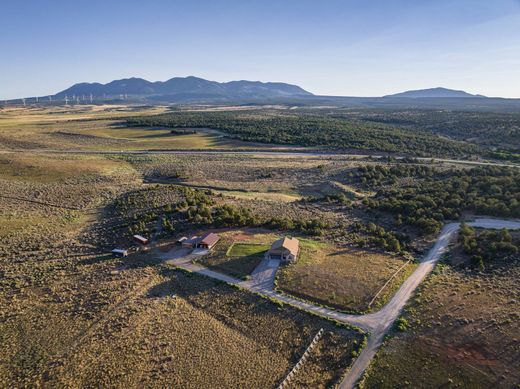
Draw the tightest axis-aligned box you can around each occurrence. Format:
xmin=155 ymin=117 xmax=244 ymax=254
xmin=197 ymin=231 xmax=277 ymax=278
xmin=227 ymin=243 xmax=269 ymax=257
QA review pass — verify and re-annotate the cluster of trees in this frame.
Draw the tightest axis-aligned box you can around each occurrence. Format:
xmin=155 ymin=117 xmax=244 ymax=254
xmin=177 ymin=187 xmax=215 ymax=209
xmin=348 ymin=109 xmax=520 ymax=156
xmin=352 ymin=221 xmax=408 ymax=253
xmin=361 ymin=166 xmax=520 ymax=235
xmin=185 ymin=202 xmax=328 ymax=236
xmin=322 ymin=193 xmax=352 ymax=205
xmin=459 ymin=223 xmax=519 ymax=269
xmin=350 ymin=164 xmax=436 ymax=188
xmin=265 ymin=217 xmax=328 ymax=236
xmin=127 ymin=111 xmax=476 ymax=157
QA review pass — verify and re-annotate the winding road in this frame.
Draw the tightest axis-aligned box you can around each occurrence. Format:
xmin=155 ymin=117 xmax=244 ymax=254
xmin=162 ymin=218 xmax=520 ymax=388
xmin=7 ymin=144 xmax=515 ymax=386
xmin=1 ymin=147 xmax=519 ymax=169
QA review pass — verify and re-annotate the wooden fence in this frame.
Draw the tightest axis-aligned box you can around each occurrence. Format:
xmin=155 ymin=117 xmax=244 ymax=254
xmin=277 ymin=328 xmax=324 ymax=389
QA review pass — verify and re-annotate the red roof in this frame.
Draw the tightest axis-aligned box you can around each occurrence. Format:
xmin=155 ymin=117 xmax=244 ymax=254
xmin=200 ymin=233 xmax=220 ymax=246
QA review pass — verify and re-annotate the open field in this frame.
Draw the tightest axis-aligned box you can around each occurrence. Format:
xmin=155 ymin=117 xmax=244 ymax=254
xmin=0 ymin=106 xmax=304 ymax=152
xmin=277 ymin=240 xmax=416 ymax=313
xmin=0 ymin=147 xmax=369 ymax=388
xmin=0 ymin=157 xmax=364 ymax=388
xmin=2 ymin=105 xmax=519 ymax=388
xmin=362 ymin=232 xmax=520 ymax=388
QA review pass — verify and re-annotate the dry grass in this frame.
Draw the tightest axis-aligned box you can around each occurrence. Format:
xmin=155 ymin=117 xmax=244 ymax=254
xmin=363 ymin=248 xmax=520 ymax=388
xmin=0 ymin=106 xmax=296 ymax=151
xmin=277 ymin=240 xmax=415 ymax=313
xmin=0 ymin=143 xmax=365 ymax=388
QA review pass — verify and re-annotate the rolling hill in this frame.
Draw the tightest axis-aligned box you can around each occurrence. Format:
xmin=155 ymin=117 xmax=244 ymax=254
xmin=384 ymin=87 xmax=482 ymax=98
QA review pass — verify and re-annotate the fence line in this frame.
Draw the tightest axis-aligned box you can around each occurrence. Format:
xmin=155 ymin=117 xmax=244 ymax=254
xmin=277 ymin=328 xmax=324 ymax=389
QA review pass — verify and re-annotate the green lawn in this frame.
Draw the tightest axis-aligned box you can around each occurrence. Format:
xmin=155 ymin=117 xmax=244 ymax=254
xmin=198 ymin=241 xmax=270 ymax=279
xmin=227 ymin=243 xmax=269 ymax=257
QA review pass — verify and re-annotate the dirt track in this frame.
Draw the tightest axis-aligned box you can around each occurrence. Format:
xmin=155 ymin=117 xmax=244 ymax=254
xmin=160 ymin=218 xmax=520 ymax=388
xmin=1 ymin=148 xmax=519 ymax=168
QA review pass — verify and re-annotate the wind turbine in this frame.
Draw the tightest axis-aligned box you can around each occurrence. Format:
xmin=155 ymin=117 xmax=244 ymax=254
xmin=90 ymin=93 xmax=93 ymax=103
xmin=36 ymin=96 xmax=39 ymax=103
xmin=22 ymin=98 xmax=26 ymax=107
xmin=65 ymin=95 xmax=69 ymax=105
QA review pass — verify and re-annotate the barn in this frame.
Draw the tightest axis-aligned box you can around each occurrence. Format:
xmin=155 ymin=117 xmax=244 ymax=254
xmin=197 ymin=233 xmax=220 ymax=250
xmin=133 ymin=235 xmax=149 ymax=245
xmin=267 ymin=237 xmax=299 ymax=263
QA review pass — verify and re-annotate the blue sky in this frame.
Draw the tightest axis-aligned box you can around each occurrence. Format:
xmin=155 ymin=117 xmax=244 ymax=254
xmin=1 ymin=0 xmax=520 ymax=99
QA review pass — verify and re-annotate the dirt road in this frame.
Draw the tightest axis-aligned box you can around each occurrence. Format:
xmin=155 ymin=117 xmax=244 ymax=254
xmin=338 ymin=218 xmax=520 ymax=389
xmin=161 ymin=218 xmax=520 ymax=388
xmin=1 ymin=147 xmax=519 ymax=168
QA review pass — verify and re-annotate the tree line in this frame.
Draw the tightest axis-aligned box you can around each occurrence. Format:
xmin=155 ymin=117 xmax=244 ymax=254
xmin=127 ymin=111 xmax=477 ymax=157
xmin=357 ymin=165 xmax=520 ymax=235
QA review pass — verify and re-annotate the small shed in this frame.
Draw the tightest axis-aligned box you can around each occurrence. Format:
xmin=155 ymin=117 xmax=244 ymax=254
xmin=267 ymin=237 xmax=299 ymax=263
xmin=197 ymin=233 xmax=220 ymax=250
xmin=111 ymin=248 xmax=129 ymax=257
xmin=133 ymin=235 xmax=149 ymax=245
xmin=176 ymin=236 xmax=188 ymax=246
xmin=182 ymin=236 xmax=201 ymax=249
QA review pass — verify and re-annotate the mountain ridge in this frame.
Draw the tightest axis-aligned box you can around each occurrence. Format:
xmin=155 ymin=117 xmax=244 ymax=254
xmin=384 ymin=87 xmax=484 ymax=99
xmin=54 ymin=76 xmax=313 ymax=100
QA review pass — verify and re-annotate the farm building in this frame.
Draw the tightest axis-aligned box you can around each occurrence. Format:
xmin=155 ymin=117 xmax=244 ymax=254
xmin=111 ymin=248 xmax=128 ymax=257
xmin=197 ymin=233 xmax=220 ymax=250
xmin=182 ymin=236 xmax=200 ymax=249
xmin=180 ymin=233 xmax=221 ymax=250
xmin=267 ymin=237 xmax=299 ymax=263
xmin=133 ymin=235 xmax=149 ymax=245
xmin=176 ymin=237 xmax=188 ymax=245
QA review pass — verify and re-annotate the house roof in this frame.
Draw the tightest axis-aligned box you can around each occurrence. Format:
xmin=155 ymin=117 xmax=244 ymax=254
xmin=183 ymin=236 xmax=201 ymax=244
xmin=270 ymin=237 xmax=299 ymax=256
xmin=200 ymin=232 xmax=220 ymax=246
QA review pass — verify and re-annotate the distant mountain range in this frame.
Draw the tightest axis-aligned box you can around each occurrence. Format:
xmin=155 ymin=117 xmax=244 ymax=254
xmin=56 ymin=77 xmax=488 ymax=101
xmin=5 ymin=77 xmax=520 ymax=113
xmin=384 ymin=87 xmax=483 ymax=98
xmin=55 ymin=76 xmax=312 ymax=101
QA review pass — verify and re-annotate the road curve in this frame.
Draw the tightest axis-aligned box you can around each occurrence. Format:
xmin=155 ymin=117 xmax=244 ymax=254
xmin=161 ymin=218 xmax=520 ymax=388
xmin=161 ymin=218 xmax=520 ymax=387
xmin=338 ymin=218 xmax=520 ymax=389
